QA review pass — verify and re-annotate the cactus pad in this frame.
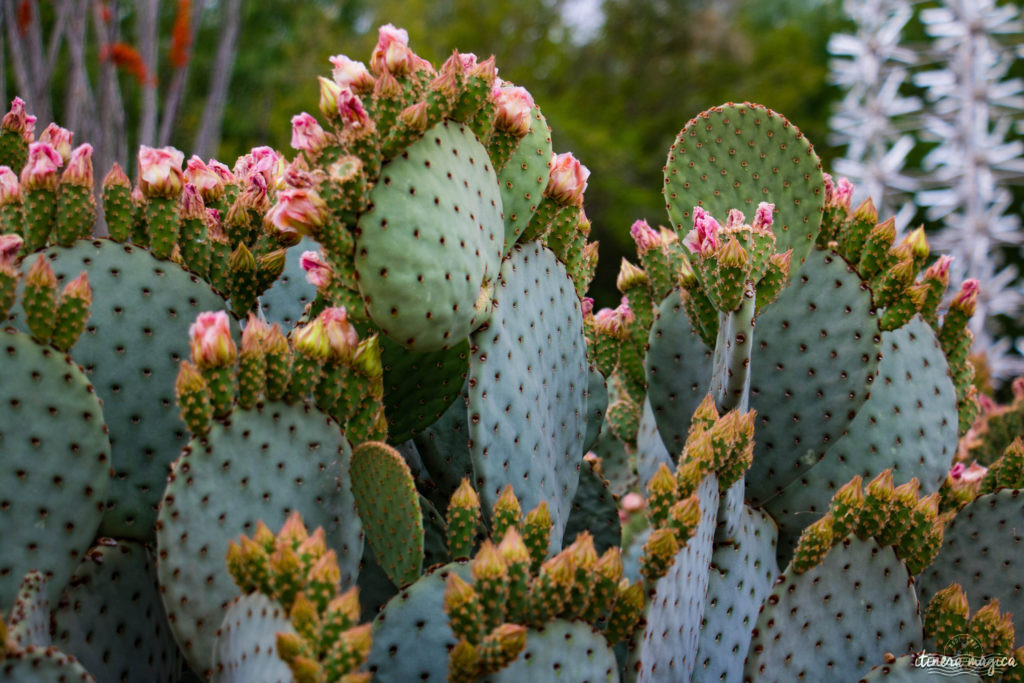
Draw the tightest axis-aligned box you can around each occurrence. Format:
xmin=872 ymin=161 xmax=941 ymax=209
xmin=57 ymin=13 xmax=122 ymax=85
xmin=6 ymin=570 xmax=50 ymax=648
xmin=381 ymin=336 xmax=469 ymax=444
xmin=413 ymin=384 xmax=474 ymax=511
xmin=590 ymin=421 xmax=635 ymax=497
xmin=0 ymin=646 xmax=96 ymax=682
xmin=257 ymin=238 xmax=318 ymax=329
xmin=636 ymin=397 xmax=674 ymax=487
xmin=583 ymin=367 xmax=608 ymax=453
xmin=746 ymin=249 xmax=880 ymax=506
xmin=467 ymin=242 xmax=588 ymax=551
xmin=663 ymin=102 xmax=825 ymax=272
xmin=918 ymin=489 xmax=1024 ymax=638
xmin=564 ymin=456 xmax=621 ymax=554
xmin=210 ymin=593 xmax=296 ymax=683
xmin=155 ymin=402 xmax=361 ymax=675
xmin=350 ymin=441 xmax=425 ymax=587
xmin=744 ymin=537 xmax=923 ymax=682
xmin=485 ymin=620 xmax=618 ymax=682
xmin=499 ymin=105 xmax=552 ymax=252
xmin=355 ymin=120 xmax=504 ymax=351
xmin=857 ymin=654 xmax=983 ymax=682
xmin=0 ymin=328 xmax=110 ymax=610
xmin=53 ymin=541 xmax=183 ymax=683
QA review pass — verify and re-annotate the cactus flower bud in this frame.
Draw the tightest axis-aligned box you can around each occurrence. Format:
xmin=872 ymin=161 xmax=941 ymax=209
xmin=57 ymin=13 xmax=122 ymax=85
xmin=616 ymin=258 xmax=649 ymax=293
xmin=447 ymin=478 xmax=481 ymax=560
xmin=290 ymin=112 xmax=331 ymax=156
xmin=293 ymin=316 xmax=330 ymax=361
xmin=61 ymin=143 xmax=94 ymax=188
xmin=668 ymin=494 xmax=701 ymax=546
xmin=60 ymin=271 xmax=91 ymax=303
xmin=791 ymin=514 xmax=835 ymax=574
xmin=717 ymin=235 xmax=749 ymax=268
xmin=319 ymin=307 xmax=359 ymax=362
xmin=352 ymin=334 xmax=383 ymax=378
xmin=523 ymin=501 xmax=552 ymax=572
xmin=479 ymin=624 xmax=527 ymax=672
xmin=369 ymin=23 xmax=431 ymax=77
xmin=138 ymin=145 xmax=185 ymax=197
xmin=683 ymin=206 xmax=721 ymax=255
xmin=38 ymin=123 xmax=73 ymax=163
xmin=901 ymin=225 xmax=929 ymax=263
xmin=640 ymin=527 xmax=679 ymax=583
xmin=924 ymin=254 xmax=953 ymax=286
xmin=969 ymin=599 xmax=1015 ymax=654
xmin=185 ymin=156 xmax=225 ymax=201
xmin=829 ymin=475 xmax=865 ymax=540
xmin=852 ymin=197 xmax=878 ymax=225
xmin=267 ymin=188 xmax=328 ymax=238
xmin=630 ymin=219 xmax=661 ymax=254
xmin=188 ymin=310 xmax=236 ymax=369
xmin=0 ymin=166 xmax=21 ymax=205
xmin=581 ymin=296 xmax=594 ymax=317
xmin=646 ymin=463 xmax=678 ymax=528
xmin=724 ymin=208 xmax=745 ymax=230
xmin=449 ymin=639 xmax=481 ymax=682
xmin=2 ymin=97 xmax=34 ymax=141
xmin=0 ymin=232 xmax=22 ymax=264
xmin=492 ymin=86 xmax=534 ymax=137
xmin=545 ymin=152 xmax=589 ymax=206
xmin=825 ymin=175 xmax=854 ymax=211
xmin=180 ymin=183 xmax=206 ymax=221
xmin=491 ymin=485 xmax=522 ymax=541
xmin=21 ymin=142 xmax=62 ymax=191
xmin=924 ymin=583 xmax=969 ymax=648
xmin=445 ymin=573 xmax=483 ymax=645
xmin=752 ymin=201 xmax=775 ymax=231
xmin=951 ymin=279 xmax=980 ymax=315
xmin=330 ymin=54 xmax=375 ymax=92
xmin=300 ymin=250 xmax=333 ymax=289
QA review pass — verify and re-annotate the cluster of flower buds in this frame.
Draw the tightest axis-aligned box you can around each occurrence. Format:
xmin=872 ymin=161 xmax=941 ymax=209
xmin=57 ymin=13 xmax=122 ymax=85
xmin=924 ymin=585 xmax=1019 ymax=663
xmin=225 ymin=512 xmax=372 ymax=682
xmin=0 ymin=97 xmax=36 ymax=171
xmin=15 ymin=252 xmax=91 ymax=352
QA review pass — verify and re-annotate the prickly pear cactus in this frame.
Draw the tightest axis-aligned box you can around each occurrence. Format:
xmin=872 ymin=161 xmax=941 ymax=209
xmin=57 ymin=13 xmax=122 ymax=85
xmin=485 ymin=620 xmax=619 ymax=682
xmin=210 ymin=593 xmax=296 ymax=683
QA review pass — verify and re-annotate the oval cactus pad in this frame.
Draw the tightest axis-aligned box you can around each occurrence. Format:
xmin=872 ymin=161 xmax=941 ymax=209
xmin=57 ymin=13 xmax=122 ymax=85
xmin=356 ymin=120 xmax=504 ymax=351
xmin=467 ymin=242 xmax=588 ymax=551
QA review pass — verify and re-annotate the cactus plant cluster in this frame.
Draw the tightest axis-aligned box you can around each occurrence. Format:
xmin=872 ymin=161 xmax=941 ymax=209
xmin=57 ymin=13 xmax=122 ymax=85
xmin=1 ymin=22 xmax=1023 ymax=683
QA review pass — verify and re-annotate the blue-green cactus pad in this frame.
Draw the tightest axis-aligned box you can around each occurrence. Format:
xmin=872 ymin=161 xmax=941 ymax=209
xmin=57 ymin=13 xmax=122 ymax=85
xmin=744 ymin=537 xmax=923 ymax=682
xmin=355 ymin=120 xmax=504 ymax=351
xmin=155 ymin=401 xmax=361 ymax=676
xmin=694 ymin=506 xmax=778 ymax=683
xmin=412 ymin=383 xmax=474 ymax=511
xmin=210 ymin=593 xmax=296 ymax=683
xmin=367 ymin=561 xmax=471 ymax=682
xmin=467 ymin=242 xmax=588 ymax=551
xmin=918 ymin=489 xmax=1024 ymax=638
xmin=0 ymin=646 xmax=96 ymax=682
xmin=857 ymin=654 xmax=983 ymax=682
xmin=6 ymin=570 xmax=50 ymax=648
xmin=745 ymin=249 xmax=880 ymax=506
xmin=381 ymin=335 xmax=469 ymax=444
xmin=763 ymin=317 xmax=957 ymax=555
xmin=636 ymin=397 xmax=673 ymax=488
xmin=590 ymin=421 xmax=635 ymax=498
xmin=564 ymin=456 xmax=621 ymax=554
xmin=663 ymin=102 xmax=825 ymax=272
xmin=583 ymin=366 xmax=608 ymax=454
xmin=486 ymin=620 xmax=619 ymax=682
xmin=53 ymin=541 xmax=183 ymax=683
xmin=15 ymin=239 xmax=231 ymax=540
xmin=0 ymin=329 xmax=110 ymax=611
xmin=637 ymin=475 xmax=720 ymax=682
xmin=645 ymin=293 xmax=714 ymax=457
xmin=257 ymin=237 xmax=318 ymax=329
xmin=500 ymin=104 xmax=552 ymax=252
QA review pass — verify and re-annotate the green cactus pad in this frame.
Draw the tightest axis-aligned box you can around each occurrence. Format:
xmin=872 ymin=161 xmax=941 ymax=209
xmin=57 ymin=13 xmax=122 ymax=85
xmin=857 ymin=654 xmax=983 ymax=682
xmin=744 ymin=537 xmax=923 ymax=682
xmin=367 ymin=562 xmax=472 ymax=681
xmin=645 ymin=293 xmax=714 ymax=457
xmin=13 ymin=239 xmax=231 ymax=540
xmin=763 ymin=317 xmax=957 ymax=556
xmin=636 ymin=397 xmax=674 ymax=487
xmin=499 ymin=105 xmax=552 ymax=252
xmin=693 ymin=507 xmax=778 ymax=683
xmin=53 ymin=541 xmax=183 ymax=683
xmin=467 ymin=242 xmax=588 ymax=551
xmin=381 ymin=335 xmax=469 ymax=444
xmin=355 ymin=120 xmax=504 ymax=351
xmin=155 ymin=402 xmax=361 ymax=676
xmin=412 ymin=383 xmax=474 ymax=511
xmin=918 ymin=489 xmax=1024 ymax=638
xmin=564 ymin=456 xmax=621 ymax=554
xmin=485 ymin=620 xmax=619 ymax=682
xmin=6 ymin=570 xmax=50 ymax=648
xmin=258 ymin=237 xmax=318 ymax=330
xmin=590 ymin=421 xmax=635 ymax=498
xmin=210 ymin=593 xmax=296 ymax=683
xmin=356 ymin=543 xmax=398 ymax=620
xmin=583 ymin=367 xmax=608 ymax=453
xmin=663 ymin=102 xmax=825 ymax=273
xmin=0 ymin=329 xmax=110 ymax=612
xmin=0 ymin=646 xmax=96 ymax=682
xmin=637 ymin=475 xmax=720 ymax=682
xmin=745 ymin=249 xmax=880 ymax=506
xmin=350 ymin=441 xmax=425 ymax=587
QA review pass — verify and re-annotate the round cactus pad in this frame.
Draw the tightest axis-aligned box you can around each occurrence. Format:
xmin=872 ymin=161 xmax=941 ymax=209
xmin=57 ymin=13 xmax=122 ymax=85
xmin=6 ymin=570 xmax=51 ymax=648
xmin=745 ymin=249 xmax=880 ymax=506
xmin=693 ymin=506 xmax=778 ymax=683
xmin=485 ymin=620 xmax=619 ymax=682
xmin=918 ymin=489 xmax=1024 ymax=639
xmin=355 ymin=120 xmax=504 ymax=351
xmin=0 ymin=329 xmax=110 ymax=611
xmin=26 ymin=239 xmax=231 ymax=540
xmin=763 ymin=317 xmax=957 ymax=555
xmin=155 ymin=402 xmax=361 ymax=675
xmin=857 ymin=654 xmax=983 ymax=682
xmin=645 ymin=293 xmax=714 ymax=457
xmin=663 ymin=102 xmax=825 ymax=272
xmin=564 ymin=456 xmax=621 ymax=554
xmin=583 ymin=367 xmax=608 ymax=453
xmin=499 ymin=104 xmax=552 ymax=252
xmin=1 ymin=646 xmax=96 ymax=682
xmin=210 ymin=593 xmax=296 ymax=683
xmin=257 ymin=237 xmax=318 ymax=330
xmin=467 ymin=242 xmax=588 ymax=551
xmin=368 ymin=562 xmax=472 ymax=682
xmin=53 ymin=541 xmax=183 ymax=683
xmin=638 ymin=475 xmax=720 ymax=683
xmin=744 ymin=537 xmax=923 ymax=682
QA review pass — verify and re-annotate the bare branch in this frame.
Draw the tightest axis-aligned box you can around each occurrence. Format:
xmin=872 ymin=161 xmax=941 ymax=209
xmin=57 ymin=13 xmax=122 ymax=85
xmin=159 ymin=0 xmax=207 ymax=146
xmin=193 ymin=0 xmax=244 ymax=158
xmin=92 ymin=0 xmax=128 ymax=175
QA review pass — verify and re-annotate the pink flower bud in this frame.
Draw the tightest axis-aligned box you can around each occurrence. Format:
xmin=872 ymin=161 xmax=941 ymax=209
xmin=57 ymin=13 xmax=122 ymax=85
xmin=39 ymin=123 xmax=73 ymax=163
xmin=826 ymin=176 xmax=854 ymax=211
xmin=185 ymin=156 xmax=225 ymax=200
xmin=961 ymin=462 xmax=988 ymax=484
xmin=978 ymin=393 xmax=997 ymax=413
xmin=250 ymin=146 xmax=283 ymax=188
xmin=266 ymin=188 xmax=328 ymax=238
xmin=318 ymin=76 xmax=345 ymax=121
xmin=62 ymin=271 xmax=91 ymax=303
xmin=593 ymin=307 xmax=621 ymax=336
xmin=188 ymin=310 xmax=237 ymax=369
xmin=0 ymin=166 xmax=22 ymax=204
xmin=206 ymin=208 xmax=223 ymax=236
xmin=369 ymin=23 xmax=430 ymax=77
xmin=103 ymin=162 xmax=130 ymax=190
xmin=1013 ymin=378 xmax=1024 ymax=401
xmin=138 ymin=145 xmax=185 ymax=197
xmin=337 ymin=88 xmax=370 ymax=129
xmin=949 ymin=462 xmax=965 ymax=480
xmin=630 ymin=219 xmax=661 ymax=254
xmin=181 ymin=183 xmax=206 ymax=221
xmin=753 ymin=202 xmax=775 ymax=231
xmin=329 ymin=55 xmax=374 ymax=92
xmin=290 ymin=113 xmax=330 ymax=155
xmin=21 ymin=142 xmax=63 ymax=191
xmin=457 ymin=52 xmax=478 ymax=71
xmin=61 ymin=143 xmax=94 ymax=188
xmin=492 ymin=85 xmax=534 ymax=137
xmin=581 ymin=297 xmax=594 ymax=317
xmin=239 ymin=172 xmax=269 ymax=211
xmin=616 ymin=297 xmax=635 ymax=324
xmin=300 ymin=250 xmax=333 ymax=289
xmin=0 ymin=233 xmax=22 ymax=266
xmin=208 ymin=159 xmax=235 ymax=184
xmin=2 ymin=97 xmax=34 ymax=141
xmin=683 ymin=206 xmax=721 ymax=255
xmin=924 ymin=255 xmax=953 ymax=284
xmin=725 ymin=209 xmax=746 ymax=230
xmin=952 ymin=279 xmax=980 ymax=312
xmin=319 ymin=306 xmax=360 ymax=361
xmin=545 ymin=152 xmax=589 ymax=206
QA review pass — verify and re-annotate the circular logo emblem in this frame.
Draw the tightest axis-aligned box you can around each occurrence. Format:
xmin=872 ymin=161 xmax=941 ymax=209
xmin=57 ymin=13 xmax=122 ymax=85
xmin=944 ymin=633 xmax=984 ymax=658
